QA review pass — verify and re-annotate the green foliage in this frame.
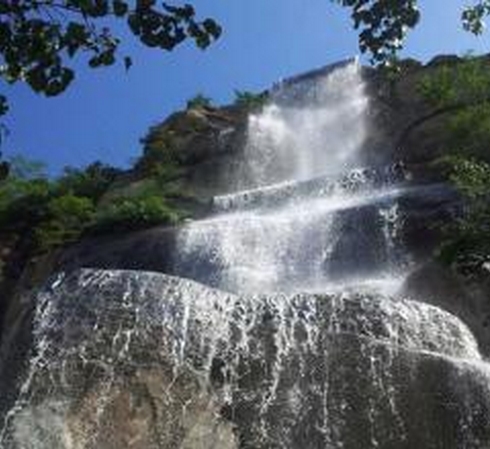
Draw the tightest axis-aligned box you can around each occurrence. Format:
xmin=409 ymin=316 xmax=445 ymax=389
xmin=0 ymin=177 xmax=52 ymax=230
xmin=418 ymin=66 xmax=456 ymax=108
xmin=447 ymin=156 xmax=490 ymax=199
xmin=152 ymin=161 xmax=186 ymax=186
xmin=1 ymin=0 xmax=490 ymax=114
xmin=48 ymin=194 xmax=95 ymax=226
xmin=0 ymin=155 xmax=185 ymax=254
xmin=91 ymin=194 xmax=182 ymax=233
xmin=186 ymin=94 xmax=213 ymax=110
xmin=332 ymin=0 xmax=420 ymax=65
xmin=418 ymin=57 xmax=490 ymax=108
xmin=0 ymin=1 xmax=221 ymax=113
xmin=438 ymin=205 xmax=490 ymax=276
xmin=35 ymin=194 xmax=95 ymax=251
xmin=331 ymin=1 xmax=490 ymax=66
xmin=233 ymin=90 xmax=268 ymax=109
xmin=418 ymin=57 xmax=490 ymax=162
xmin=462 ymin=1 xmax=490 ymax=35
xmin=56 ymin=161 xmax=121 ymax=200
xmin=438 ymin=157 xmax=490 ymax=274
xmin=0 ymin=156 xmax=54 ymax=230
xmin=418 ymin=58 xmax=490 ymax=273
xmin=449 ymin=104 xmax=490 ymax=161
xmin=137 ymin=111 xmax=209 ymax=176
xmin=137 ymin=129 xmax=179 ymax=176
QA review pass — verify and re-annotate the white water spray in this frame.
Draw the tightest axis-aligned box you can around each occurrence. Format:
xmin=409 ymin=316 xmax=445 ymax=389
xmin=240 ymin=60 xmax=369 ymax=186
xmin=176 ymin=61 xmax=407 ymax=294
xmin=3 ymin=60 xmax=490 ymax=449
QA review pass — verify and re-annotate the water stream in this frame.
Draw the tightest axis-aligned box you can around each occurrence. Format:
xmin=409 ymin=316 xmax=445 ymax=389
xmin=1 ymin=60 xmax=490 ymax=448
xmin=175 ymin=60 xmax=408 ymax=295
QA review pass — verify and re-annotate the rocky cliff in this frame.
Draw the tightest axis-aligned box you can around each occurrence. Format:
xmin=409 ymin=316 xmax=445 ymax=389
xmin=2 ymin=269 xmax=489 ymax=448
xmin=0 ymin=56 xmax=490 ymax=449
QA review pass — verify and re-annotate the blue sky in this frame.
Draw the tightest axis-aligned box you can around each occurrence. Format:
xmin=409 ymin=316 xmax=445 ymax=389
xmin=2 ymin=0 xmax=489 ymax=174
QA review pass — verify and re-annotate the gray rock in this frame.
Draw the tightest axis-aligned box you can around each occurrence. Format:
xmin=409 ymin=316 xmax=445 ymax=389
xmin=1 ymin=269 xmax=489 ymax=449
xmin=402 ymin=261 xmax=490 ymax=357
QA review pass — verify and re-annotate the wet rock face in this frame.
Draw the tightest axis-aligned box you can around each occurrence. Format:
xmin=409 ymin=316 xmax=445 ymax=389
xmin=402 ymin=261 xmax=490 ymax=357
xmin=2 ymin=269 xmax=490 ymax=449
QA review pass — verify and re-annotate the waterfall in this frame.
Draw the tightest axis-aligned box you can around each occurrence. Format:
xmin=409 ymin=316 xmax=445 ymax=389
xmin=2 ymin=60 xmax=490 ymax=449
xmin=175 ymin=60 xmax=409 ymax=295
xmin=239 ymin=59 xmax=368 ymax=185
xmin=1 ymin=270 xmax=489 ymax=448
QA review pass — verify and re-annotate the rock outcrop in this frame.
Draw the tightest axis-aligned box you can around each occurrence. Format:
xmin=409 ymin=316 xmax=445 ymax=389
xmin=1 ymin=56 xmax=490 ymax=449
xmin=1 ymin=269 xmax=489 ymax=449
xmin=0 ymin=55 xmax=477 ymax=315
xmin=402 ymin=261 xmax=490 ymax=356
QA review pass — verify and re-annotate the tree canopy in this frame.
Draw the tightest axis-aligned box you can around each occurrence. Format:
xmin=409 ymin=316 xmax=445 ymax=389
xmin=0 ymin=0 xmax=222 ymax=114
xmin=0 ymin=0 xmax=489 ymax=115
xmin=333 ymin=0 xmax=490 ymax=65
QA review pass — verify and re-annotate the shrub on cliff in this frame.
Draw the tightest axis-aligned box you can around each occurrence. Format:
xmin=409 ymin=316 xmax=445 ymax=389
xmin=136 ymin=121 xmax=181 ymax=176
xmin=56 ymin=162 xmax=121 ymax=201
xmin=34 ymin=194 xmax=96 ymax=251
xmin=0 ymin=173 xmax=99 ymax=252
xmin=0 ymin=156 xmax=186 ymax=255
xmin=418 ymin=57 xmax=490 ymax=109
xmin=186 ymin=94 xmax=213 ymax=110
xmin=233 ymin=90 xmax=268 ymax=109
xmin=438 ymin=157 xmax=490 ymax=275
xmin=0 ymin=178 xmax=52 ymax=230
xmin=419 ymin=59 xmax=490 ymax=274
xmin=90 ymin=194 xmax=182 ymax=234
xmin=418 ymin=57 xmax=490 ymax=162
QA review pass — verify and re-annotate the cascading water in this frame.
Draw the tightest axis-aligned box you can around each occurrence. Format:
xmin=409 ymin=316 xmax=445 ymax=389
xmin=1 ymin=60 xmax=490 ymax=449
xmin=238 ymin=60 xmax=368 ymax=185
xmin=175 ymin=60 xmax=409 ymax=295
xmin=1 ymin=270 xmax=489 ymax=448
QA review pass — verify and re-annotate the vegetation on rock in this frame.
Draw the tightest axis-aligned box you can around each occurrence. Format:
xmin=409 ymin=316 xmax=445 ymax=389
xmin=437 ymin=156 xmax=490 ymax=276
xmin=137 ymin=95 xmax=244 ymax=176
xmin=0 ymin=155 xmax=186 ymax=257
xmin=418 ymin=57 xmax=490 ymax=273
xmin=418 ymin=56 xmax=490 ymax=110
xmin=233 ymin=90 xmax=268 ymax=109
xmin=186 ymin=94 xmax=213 ymax=110
xmin=91 ymin=194 xmax=183 ymax=233
xmin=34 ymin=194 xmax=96 ymax=251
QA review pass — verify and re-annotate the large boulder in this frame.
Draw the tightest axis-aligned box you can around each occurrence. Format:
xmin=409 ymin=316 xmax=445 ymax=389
xmin=402 ymin=261 xmax=490 ymax=357
xmin=1 ymin=269 xmax=489 ymax=449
